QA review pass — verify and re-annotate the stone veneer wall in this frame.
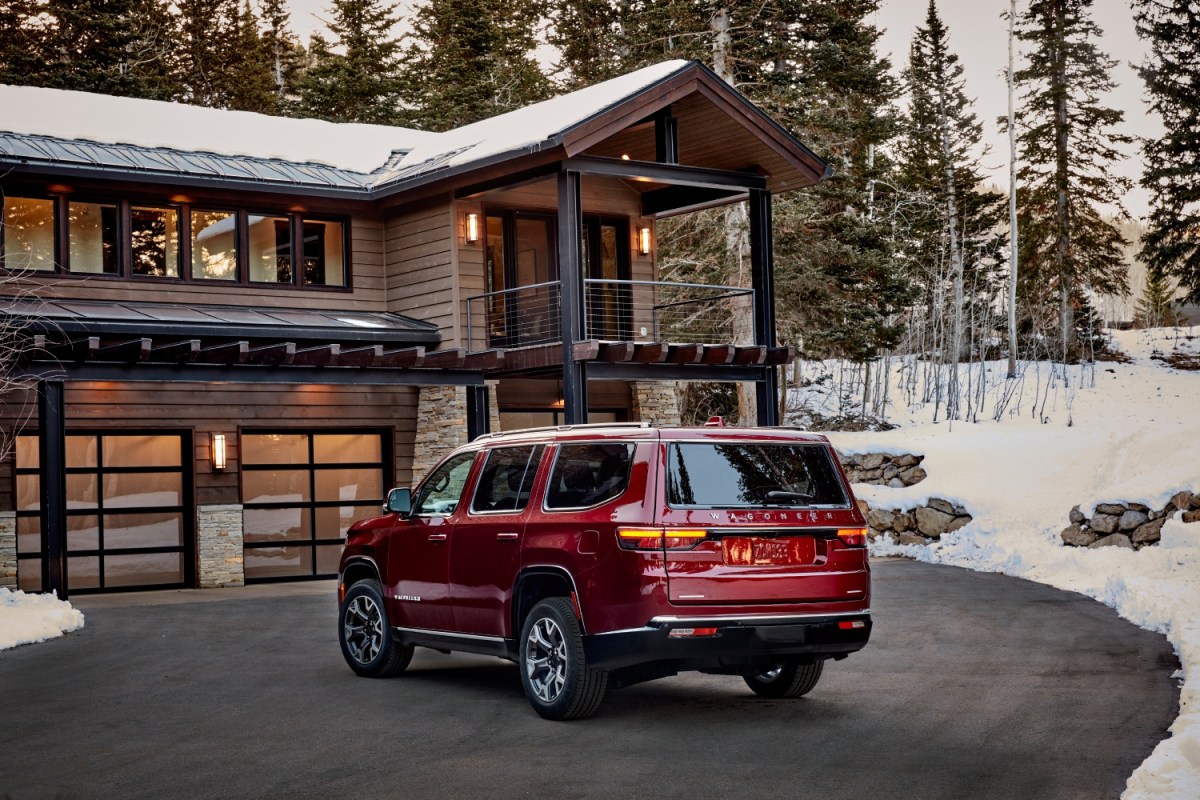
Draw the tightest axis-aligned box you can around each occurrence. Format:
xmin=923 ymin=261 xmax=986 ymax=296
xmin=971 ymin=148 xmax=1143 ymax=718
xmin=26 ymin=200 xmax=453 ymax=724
xmin=198 ymin=504 xmax=244 ymax=588
xmin=0 ymin=511 xmax=15 ymax=589
xmin=413 ymin=385 xmax=469 ymax=483
xmin=632 ymin=382 xmax=681 ymax=425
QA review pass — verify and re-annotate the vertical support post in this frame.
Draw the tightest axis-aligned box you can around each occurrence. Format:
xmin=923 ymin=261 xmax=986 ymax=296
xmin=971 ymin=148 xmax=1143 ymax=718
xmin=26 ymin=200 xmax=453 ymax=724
xmin=655 ymin=107 xmax=678 ymax=164
xmin=749 ymin=188 xmax=779 ymax=426
xmin=37 ymin=380 xmax=67 ymax=599
xmin=558 ymin=170 xmax=588 ymax=424
xmin=466 ymin=384 xmax=490 ymax=441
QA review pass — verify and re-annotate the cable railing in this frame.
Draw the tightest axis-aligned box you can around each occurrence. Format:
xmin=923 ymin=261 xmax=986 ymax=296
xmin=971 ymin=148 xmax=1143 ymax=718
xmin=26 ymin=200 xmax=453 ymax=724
xmin=465 ymin=278 xmax=754 ymax=351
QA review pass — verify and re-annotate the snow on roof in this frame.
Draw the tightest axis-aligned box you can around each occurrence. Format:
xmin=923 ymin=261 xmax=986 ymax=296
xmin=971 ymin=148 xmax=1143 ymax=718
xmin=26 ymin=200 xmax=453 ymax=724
xmin=0 ymin=60 xmax=693 ymax=180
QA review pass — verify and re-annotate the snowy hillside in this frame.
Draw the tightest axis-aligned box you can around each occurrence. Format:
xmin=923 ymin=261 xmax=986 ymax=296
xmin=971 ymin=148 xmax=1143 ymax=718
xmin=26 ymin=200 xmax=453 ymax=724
xmin=821 ymin=327 xmax=1200 ymax=800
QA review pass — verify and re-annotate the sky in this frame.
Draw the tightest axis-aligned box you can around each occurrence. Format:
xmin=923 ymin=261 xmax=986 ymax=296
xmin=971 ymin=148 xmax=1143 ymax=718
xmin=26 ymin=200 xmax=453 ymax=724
xmin=285 ymin=0 xmax=1156 ymax=217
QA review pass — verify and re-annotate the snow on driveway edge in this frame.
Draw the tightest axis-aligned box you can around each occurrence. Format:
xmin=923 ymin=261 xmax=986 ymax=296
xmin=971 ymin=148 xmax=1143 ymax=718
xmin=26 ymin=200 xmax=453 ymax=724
xmin=0 ymin=588 xmax=85 ymax=651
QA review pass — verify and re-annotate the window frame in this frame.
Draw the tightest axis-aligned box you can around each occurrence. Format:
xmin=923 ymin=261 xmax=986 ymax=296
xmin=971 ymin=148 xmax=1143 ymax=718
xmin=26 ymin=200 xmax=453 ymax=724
xmin=542 ymin=441 xmax=636 ymax=512
xmin=467 ymin=444 xmax=545 ymax=516
xmin=0 ymin=189 xmax=352 ymax=291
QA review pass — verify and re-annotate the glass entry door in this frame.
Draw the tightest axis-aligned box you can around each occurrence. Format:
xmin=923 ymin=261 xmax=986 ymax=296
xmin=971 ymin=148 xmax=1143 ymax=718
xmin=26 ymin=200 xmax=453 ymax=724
xmin=486 ymin=211 xmax=559 ymax=347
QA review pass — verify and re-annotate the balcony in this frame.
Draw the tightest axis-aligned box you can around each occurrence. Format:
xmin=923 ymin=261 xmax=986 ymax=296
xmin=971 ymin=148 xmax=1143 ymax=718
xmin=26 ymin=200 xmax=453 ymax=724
xmin=465 ymin=278 xmax=755 ymax=352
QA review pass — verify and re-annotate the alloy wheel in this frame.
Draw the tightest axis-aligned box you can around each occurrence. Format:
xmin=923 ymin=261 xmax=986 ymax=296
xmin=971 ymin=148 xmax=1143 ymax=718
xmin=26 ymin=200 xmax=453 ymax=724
xmin=343 ymin=595 xmax=384 ymax=665
xmin=524 ymin=616 xmax=569 ymax=703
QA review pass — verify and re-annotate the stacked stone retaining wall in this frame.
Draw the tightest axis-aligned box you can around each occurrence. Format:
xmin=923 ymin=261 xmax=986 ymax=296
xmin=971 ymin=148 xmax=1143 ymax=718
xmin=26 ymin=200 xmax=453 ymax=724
xmin=1061 ymin=491 xmax=1200 ymax=550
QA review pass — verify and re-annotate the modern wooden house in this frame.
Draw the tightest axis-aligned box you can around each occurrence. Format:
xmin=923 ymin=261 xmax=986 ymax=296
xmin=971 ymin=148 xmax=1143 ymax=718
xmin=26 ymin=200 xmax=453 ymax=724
xmin=0 ymin=60 xmax=829 ymax=598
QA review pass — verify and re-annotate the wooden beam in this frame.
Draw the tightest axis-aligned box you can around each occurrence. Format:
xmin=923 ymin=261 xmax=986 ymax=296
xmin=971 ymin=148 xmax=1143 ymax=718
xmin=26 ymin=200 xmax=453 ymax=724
xmin=421 ymin=349 xmax=465 ymax=369
xmin=246 ymin=342 xmax=296 ymax=366
xmin=338 ymin=344 xmax=384 ymax=368
xmin=632 ymin=342 xmax=668 ymax=363
xmin=700 ymin=344 xmax=735 ymax=365
xmin=198 ymin=340 xmax=249 ymax=364
xmin=41 ymin=336 xmax=99 ymax=362
xmin=733 ymin=345 xmax=767 ymax=365
xmin=666 ymin=344 xmax=703 ymax=364
xmin=598 ymin=341 xmax=634 ymax=362
xmin=292 ymin=343 xmax=340 ymax=367
xmin=378 ymin=346 xmax=425 ymax=368
xmin=764 ymin=346 xmax=795 ymax=366
xmin=150 ymin=339 xmax=201 ymax=363
xmin=98 ymin=338 xmax=151 ymax=362
xmin=463 ymin=349 xmax=505 ymax=370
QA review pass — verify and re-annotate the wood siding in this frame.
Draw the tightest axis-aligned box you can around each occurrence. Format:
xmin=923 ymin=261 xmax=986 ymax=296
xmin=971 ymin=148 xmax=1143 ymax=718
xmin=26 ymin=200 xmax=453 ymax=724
xmin=0 ymin=381 xmax=418 ymax=512
xmin=384 ymin=202 xmax=459 ymax=345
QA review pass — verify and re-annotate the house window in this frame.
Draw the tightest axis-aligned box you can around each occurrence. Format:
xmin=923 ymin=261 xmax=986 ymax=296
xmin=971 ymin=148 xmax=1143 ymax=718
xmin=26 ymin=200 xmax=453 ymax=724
xmin=191 ymin=209 xmax=238 ymax=280
xmin=241 ymin=430 xmax=388 ymax=581
xmin=67 ymin=201 xmax=120 ymax=274
xmin=1 ymin=196 xmax=56 ymax=271
xmin=14 ymin=432 xmax=192 ymax=593
xmin=130 ymin=205 xmax=181 ymax=278
xmin=301 ymin=218 xmax=345 ymax=286
xmin=248 ymin=214 xmax=292 ymax=283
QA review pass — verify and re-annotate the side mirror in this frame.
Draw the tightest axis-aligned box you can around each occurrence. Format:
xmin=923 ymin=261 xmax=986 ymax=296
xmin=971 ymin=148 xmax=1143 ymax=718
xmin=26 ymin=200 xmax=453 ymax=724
xmin=385 ymin=487 xmax=412 ymax=516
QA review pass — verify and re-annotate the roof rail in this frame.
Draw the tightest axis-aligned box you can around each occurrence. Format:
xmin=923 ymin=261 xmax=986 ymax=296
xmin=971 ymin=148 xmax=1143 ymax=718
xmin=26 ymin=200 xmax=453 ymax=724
xmin=473 ymin=421 xmax=654 ymax=441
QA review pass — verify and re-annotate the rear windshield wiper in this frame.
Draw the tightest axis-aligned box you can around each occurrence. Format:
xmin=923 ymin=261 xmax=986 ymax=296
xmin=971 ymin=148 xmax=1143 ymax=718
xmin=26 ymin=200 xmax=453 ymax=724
xmin=764 ymin=490 xmax=815 ymax=504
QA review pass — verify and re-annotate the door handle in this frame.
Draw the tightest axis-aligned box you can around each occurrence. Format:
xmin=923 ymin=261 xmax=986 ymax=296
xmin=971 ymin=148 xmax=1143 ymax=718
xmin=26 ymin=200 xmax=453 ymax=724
xmin=496 ymin=532 xmax=520 ymax=541
xmin=428 ymin=533 xmax=448 ymax=542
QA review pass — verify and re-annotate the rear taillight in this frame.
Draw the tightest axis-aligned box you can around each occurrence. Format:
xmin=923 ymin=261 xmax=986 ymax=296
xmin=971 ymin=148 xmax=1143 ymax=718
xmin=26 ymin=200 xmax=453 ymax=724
xmin=618 ymin=527 xmax=708 ymax=551
xmin=837 ymin=527 xmax=868 ymax=548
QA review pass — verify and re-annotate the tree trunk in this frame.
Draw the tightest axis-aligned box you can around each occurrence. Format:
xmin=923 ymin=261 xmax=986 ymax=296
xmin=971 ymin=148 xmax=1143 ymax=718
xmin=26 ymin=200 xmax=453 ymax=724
xmin=1007 ymin=0 xmax=1019 ymax=378
xmin=1051 ymin=0 xmax=1074 ymax=365
xmin=941 ymin=86 xmax=965 ymax=420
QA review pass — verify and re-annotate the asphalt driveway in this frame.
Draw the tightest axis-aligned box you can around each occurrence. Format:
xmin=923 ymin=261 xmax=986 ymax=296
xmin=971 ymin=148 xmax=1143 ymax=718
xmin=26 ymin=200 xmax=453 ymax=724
xmin=0 ymin=560 xmax=1180 ymax=799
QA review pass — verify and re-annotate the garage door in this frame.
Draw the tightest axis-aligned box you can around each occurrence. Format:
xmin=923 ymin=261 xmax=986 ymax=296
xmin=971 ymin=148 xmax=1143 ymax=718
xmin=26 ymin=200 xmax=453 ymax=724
xmin=15 ymin=432 xmax=193 ymax=593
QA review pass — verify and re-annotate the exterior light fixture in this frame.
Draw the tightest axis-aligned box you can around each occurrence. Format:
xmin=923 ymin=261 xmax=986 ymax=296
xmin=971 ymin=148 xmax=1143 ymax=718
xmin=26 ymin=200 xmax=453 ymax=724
xmin=466 ymin=212 xmax=480 ymax=243
xmin=620 ymin=154 xmax=631 ymax=161
xmin=638 ymin=226 xmax=652 ymax=255
xmin=211 ymin=433 xmax=227 ymax=471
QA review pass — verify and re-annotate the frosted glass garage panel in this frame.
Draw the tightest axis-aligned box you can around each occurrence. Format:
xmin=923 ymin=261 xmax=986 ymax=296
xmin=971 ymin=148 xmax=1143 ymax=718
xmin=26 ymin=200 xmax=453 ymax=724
xmin=18 ymin=559 xmax=42 ymax=592
xmin=243 ymin=507 xmax=311 ymax=543
xmin=67 ymin=556 xmax=101 ymax=590
xmin=315 ymin=504 xmax=377 ymax=539
xmin=314 ymin=468 xmax=382 ymax=503
xmin=313 ymin=434 xmax=381 ymax=464
xmin=102 ymin=472 xmax=181 ymax=509
xmin=105 ymin=553 xmax=184 ymax=587
xmin=242 ymin=470 xmax=311 ymax=503
xmin=103 ymin=435 xmax=181 ymax=468
xmin=244 ymin=546 xmax=313 ymax=580
xmin=16 ymin=516 xmax=40 ymax=554
xmin=104 ymin=512 xmax=183 ymax=549
xmin=67 ymin=515 xmax=100 ymax=551
xmin=242 ymin=434 xmax=308 ymax=465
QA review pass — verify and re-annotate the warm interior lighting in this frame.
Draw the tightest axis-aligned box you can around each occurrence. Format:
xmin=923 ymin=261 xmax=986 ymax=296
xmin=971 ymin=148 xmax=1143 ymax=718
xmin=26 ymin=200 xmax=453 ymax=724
xmin=638 ymin=226 xmax=652 ymax=255
xmin=466 ymin=212 xmax=480 ymax=243
xmin=620 ymin=154 xmax=631 ymax=160
xmin=211 ymin=433 xmax=227 ymax=470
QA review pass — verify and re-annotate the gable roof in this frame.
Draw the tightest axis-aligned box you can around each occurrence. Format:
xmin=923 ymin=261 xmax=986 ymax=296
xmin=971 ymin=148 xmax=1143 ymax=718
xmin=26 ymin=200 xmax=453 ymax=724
xmin=0 ymin=61 xmax=827 ymax=200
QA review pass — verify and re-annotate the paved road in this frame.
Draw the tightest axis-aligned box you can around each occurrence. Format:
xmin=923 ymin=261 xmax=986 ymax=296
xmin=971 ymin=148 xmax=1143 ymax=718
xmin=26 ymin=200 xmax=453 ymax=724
xmin=0 ymin=561 xmax=1179 ymax=800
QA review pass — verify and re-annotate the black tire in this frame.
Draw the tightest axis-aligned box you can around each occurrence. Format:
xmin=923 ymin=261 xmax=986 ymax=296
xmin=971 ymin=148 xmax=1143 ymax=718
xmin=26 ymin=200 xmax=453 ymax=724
xmin=519 ymin=597 xmax=608 ymax=720
xmin=338 ymin=579 xmax=413 ymax=678
xmin=743 ymin=658 xmax=824 ymax=699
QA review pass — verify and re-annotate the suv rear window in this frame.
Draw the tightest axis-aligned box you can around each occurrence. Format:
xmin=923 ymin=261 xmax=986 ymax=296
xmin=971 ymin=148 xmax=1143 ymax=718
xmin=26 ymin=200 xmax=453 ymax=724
xmin=470 ymin=445 xmax=544 ymax=513
xmin=666 ymin=443 xmax=848 ymax=509
xmin=545 ymin=443 xmax=635 ymax=509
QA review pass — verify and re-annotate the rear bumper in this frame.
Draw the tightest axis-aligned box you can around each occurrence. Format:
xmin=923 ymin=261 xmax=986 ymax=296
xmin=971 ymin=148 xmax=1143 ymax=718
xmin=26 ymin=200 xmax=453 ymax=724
xmin=583 ymin=611 xmax=872 ymax=671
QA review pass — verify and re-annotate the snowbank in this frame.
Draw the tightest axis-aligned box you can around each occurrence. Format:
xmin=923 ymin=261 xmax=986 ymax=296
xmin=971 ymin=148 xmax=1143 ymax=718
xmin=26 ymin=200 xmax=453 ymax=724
xmin=0 ymin=588 xmax=85 ymax=651
xmin=820 ymin=327 xmax=1200 ymax=800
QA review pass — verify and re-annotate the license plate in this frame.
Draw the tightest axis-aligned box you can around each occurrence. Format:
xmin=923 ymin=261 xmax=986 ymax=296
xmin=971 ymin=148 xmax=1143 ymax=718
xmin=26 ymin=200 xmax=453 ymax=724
xmin=722 ymin=537 xmax=816 ymax=566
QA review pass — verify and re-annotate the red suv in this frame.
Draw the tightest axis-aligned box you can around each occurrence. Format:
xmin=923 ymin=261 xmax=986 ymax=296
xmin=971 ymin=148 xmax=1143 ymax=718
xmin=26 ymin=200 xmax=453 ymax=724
xmin=337 ymin=421 xmax=871 ymax=720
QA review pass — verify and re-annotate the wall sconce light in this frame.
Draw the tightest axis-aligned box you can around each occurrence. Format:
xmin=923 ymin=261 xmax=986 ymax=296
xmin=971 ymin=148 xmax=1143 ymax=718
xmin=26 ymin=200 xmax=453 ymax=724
xmin=211 ymin=433 xmax=227 ymax=471
xmin=637 ymin=226 xmax=652 ymax=255
xmin=466 ymin=212 xmax=480 ymax=244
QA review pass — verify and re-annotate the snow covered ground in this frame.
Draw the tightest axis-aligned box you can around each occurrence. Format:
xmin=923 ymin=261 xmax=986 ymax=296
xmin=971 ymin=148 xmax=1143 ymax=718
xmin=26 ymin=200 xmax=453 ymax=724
xmin=0 ymin=588 xmax=84 ymax=651
xmin=815 ymin=327 xmax=1200 ymax=800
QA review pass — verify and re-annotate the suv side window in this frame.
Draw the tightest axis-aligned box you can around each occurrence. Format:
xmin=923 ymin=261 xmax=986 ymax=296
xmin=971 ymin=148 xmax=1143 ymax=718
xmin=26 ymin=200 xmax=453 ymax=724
xmin=545 ymin=443 xmax=634 ymax=510
xmin=470 ymin=445 xmax=544 ymax=513
xmin=412 ymin=452 xmax=476 ymax=516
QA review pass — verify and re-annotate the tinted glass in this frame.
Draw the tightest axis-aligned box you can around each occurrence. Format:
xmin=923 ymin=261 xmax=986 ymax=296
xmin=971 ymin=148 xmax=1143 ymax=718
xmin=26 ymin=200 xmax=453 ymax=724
xmin=248 ymin=214 xmax=292 ymax=283
xmin=666 ymin=443 xmax=848 ymax=508
xmin=413 ymin=452 xmax=475 ymax=516
xmin=545 ymin=443 xmax=634 ymax=509
xmin=131 ymin=206 xmax=180 ymax=277
xmin=68 ymin=201 xmax=119 ymax=274
xmin=2 ymin=196 xmax=55 ymax=271
xmin=191 ymin=209 xmax=237 ymax=280
xmin=471 ymin=445 xmax=543 ymax=513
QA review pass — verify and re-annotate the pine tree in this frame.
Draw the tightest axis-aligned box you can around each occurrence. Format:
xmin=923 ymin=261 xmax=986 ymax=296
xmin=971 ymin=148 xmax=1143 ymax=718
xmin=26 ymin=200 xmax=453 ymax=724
xmin=222 ymin=0 xmax=276 ymax=112
xmin=175 ymin=0 xmax=276 ymax=111
xmin=1012 ymin=0 xmax=1131 ymax=362
xmin=895 ymin=0 xmax=1006 ymax=416
xmin=546 ymin=0 xmax=628 ymax=89
xmin=399 ymin=0 xmax=552 ymax=131
xmin=0 ymin=0 xmax=178 ymax=99
xmin=259 ymin=0 xmax=306 ymax=111
xmin=1134 ymin=267 xmax=1182 ymax=329
xmin=1133 ymin=0 xmax=1200 ymax=304
xmin=291 ymin=0 xmax=404 ymax=125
